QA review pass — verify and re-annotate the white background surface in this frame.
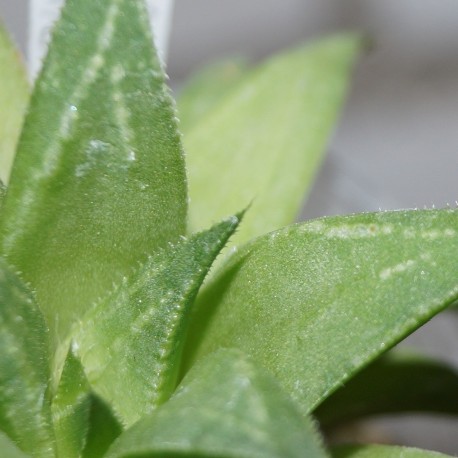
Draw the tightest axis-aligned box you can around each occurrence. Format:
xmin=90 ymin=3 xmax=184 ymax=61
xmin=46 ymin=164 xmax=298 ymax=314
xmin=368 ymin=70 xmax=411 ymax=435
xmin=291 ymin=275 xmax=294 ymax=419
xmin=1 ymin=0 xmax=458 ymax=453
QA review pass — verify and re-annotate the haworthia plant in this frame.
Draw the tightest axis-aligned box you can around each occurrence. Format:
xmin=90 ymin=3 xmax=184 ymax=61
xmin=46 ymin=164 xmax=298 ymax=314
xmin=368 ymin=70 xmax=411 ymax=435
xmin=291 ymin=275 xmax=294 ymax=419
xmin=186 ymin=210 xmax=458 ymax=413
xmin=106 ymin=349 xmax=327 ymax=458
xmin=0 ymin=0 xmax=456 ymax=456
xmin=0 ymin=0 xmax=187 ymax=348
xmin=184 ymin=34 xmax=363 ymax=248
xmin=0 ymin=22 xmax=29 ymax=183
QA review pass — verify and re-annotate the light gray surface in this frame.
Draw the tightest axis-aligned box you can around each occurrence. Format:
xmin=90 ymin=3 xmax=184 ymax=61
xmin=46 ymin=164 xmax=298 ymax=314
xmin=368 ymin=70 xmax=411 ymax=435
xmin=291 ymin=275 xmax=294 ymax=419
xmin=1 ymin=1 xmax=458 ymax=453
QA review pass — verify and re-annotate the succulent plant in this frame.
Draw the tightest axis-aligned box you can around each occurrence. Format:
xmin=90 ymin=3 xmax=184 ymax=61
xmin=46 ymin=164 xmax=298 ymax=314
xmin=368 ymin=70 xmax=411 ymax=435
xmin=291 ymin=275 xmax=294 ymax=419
xmin=0 ymin=1 xmax=457 ymax=457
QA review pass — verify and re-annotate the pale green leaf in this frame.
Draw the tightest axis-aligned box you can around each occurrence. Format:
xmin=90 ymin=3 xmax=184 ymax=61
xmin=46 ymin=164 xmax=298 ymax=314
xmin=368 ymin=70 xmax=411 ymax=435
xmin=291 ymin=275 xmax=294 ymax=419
xmin=0 ymin=21 xmax=29 ymax=183
xmin=186 ymin=34 xmax=362 ymax=247
xmin=0 ymin=258 xmax=54 ymax=457
xmin=0 ymin=431 xmax=31 ymax=458
xmin=316 ymin=351 xmax=458 ymax=429
xmin=186 ymin=210 xmax=458 ymax=414
xmin=106 ymin=349 xmax=327 ymax=458
xmin=0 ymin=0 xmax=187 ymax=347
xmin=177 ymin=58 xmax=247 ymax=132
xmin=52 ymin=349 xmax=121 ymax=458
xmin=74 ymin=215 xmax=240 ymax=426
xmin=333 ymin=444 xmax=451 ymax=458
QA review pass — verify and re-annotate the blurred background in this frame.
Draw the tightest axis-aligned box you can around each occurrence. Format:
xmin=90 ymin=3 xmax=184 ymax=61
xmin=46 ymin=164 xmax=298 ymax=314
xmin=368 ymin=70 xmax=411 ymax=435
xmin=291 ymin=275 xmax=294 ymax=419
xmin=1 ymin=0 xmax=458 ymax=453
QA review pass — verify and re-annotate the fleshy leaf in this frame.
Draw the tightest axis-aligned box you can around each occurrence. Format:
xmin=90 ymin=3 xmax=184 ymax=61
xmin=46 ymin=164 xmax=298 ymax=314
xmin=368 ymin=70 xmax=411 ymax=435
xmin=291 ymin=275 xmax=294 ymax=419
xmin=0 ymin=21 xmax=29 ymax=183
xmin=177 ymin=58 xmax=247 ymax=132
xmin=186 ymin=210 xmax=458 ymax=414
xmin=0 ymin=0 xmax=187 ymax=347
xmin=106 ymin=349 xmax=327 ymax=458
xmin=73 ymin=215 xmax=241 ymax=426
xmin=52 ymin=349 xmax=121 ymax=458
xmin=316 ymin=351 xmax=458 ymax=429
xmin=185 ymin=34 xmax=362 ymax=246
xmin=333 ymin=444 xmax=451 ymax=458
xmin=0 ymin=431 xmax=31 ymax=458
xmin=0 ymin=258 xmax=54 ymax=457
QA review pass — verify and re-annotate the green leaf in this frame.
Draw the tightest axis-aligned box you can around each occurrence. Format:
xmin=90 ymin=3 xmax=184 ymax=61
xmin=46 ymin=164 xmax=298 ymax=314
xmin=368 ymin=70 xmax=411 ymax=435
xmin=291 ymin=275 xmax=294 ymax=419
xmin=0 ymin=258 xmax=54 ymax=457
xmin=177 ymin=58 xmax=247 ymax=132
xmin=315 ymin=351 xmax=458 ymax=429
xmin=185 ymin=34 xmax=362 ymax=247
xmin=52 ymin=350 xmax=91 ymax=458
xmin=0 ymin=431 xmax=31 ymax=458
xmin=0 ymin=21 xmax=29 ymax=183
xmin=0 ymin=0 xmax=187 ymax=347
xmin=52 ymin=349 xmax=121 ymax=458
xmin=333 ymin=444 xmax=451 ymax=458
xmin=106 ymin=349 xmax=327 ymax=458
xmin=73 ymin=215 xmax=241 ymax=426
xmin=186 ymin=210 xmax=458 ymax=415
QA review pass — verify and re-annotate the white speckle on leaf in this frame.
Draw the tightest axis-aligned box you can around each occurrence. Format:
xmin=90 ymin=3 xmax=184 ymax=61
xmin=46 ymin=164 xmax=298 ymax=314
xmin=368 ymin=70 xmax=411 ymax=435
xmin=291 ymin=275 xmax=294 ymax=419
xmin=379 ymin=259 xmax=416 ymax=281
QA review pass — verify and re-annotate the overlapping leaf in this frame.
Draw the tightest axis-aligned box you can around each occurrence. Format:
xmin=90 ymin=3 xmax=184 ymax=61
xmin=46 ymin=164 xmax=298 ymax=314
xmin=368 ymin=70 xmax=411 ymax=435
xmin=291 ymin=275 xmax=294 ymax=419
xmin=185 ymin=34 xmax=363 ymax=247
xmin=0 ymin=0 xmax=187 ymax=347
xmin=0 ymin=22 xmax=28 ymax=183
xmin=106 ymin=349 xmax=327 ymax=458
xmin=177 ymin=58 xmax=247 ymax=132
xmin=186 ymin=209 xmax=458 ymax=414
xmin=0 ymin=431 xmax=31 ymax=458
xmin=0 ymin=258 xmax=54 ymax=457
xmin=51 ymin=349 xmax=121 ymax=458
xmin=74 ymin=216 xmax=240 ymax=426
xmin=316 ymin=351 xmax=458 ymax=429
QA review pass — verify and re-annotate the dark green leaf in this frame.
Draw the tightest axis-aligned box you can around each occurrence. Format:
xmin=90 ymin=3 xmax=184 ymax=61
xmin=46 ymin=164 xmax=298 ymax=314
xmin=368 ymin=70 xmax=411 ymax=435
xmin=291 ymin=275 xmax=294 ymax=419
xmin=316 ymin=351 xmax=458 ymax=429
xmin=106 ymin=349 xmax=327 ymax=458
xmin=333 ymin=444 xmax=451 ymax=458
xmin=0 ymin=21 xmax=29 ymax=182
xmin=0 ymin=258 xmax=54 ymax=457
xmin=82 ymin=395 xmax=122 ymax=458
xmin=0 ymin=0 xmax=187 ymax=348
xmin=73 ymin=215 xmax=240 ymax=426
xmin=185 ymin=34 xmax=363 ymax=247
xmin=177 ymin=58 xmax=247 ymax=132
xmin=186 ymin=210 xmax=458 ymax=414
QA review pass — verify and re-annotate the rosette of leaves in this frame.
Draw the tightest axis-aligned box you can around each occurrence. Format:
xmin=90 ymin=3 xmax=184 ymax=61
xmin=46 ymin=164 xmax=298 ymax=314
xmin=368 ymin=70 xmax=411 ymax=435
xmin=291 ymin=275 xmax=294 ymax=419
xmin=0 ymin=0 xmax=457 ymax=457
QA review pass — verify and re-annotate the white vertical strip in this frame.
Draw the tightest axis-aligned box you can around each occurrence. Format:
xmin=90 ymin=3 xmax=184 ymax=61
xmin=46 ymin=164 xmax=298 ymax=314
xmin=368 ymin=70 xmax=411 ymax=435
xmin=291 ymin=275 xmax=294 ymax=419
xmin=28 ymin=0 xmax=174 ymax=80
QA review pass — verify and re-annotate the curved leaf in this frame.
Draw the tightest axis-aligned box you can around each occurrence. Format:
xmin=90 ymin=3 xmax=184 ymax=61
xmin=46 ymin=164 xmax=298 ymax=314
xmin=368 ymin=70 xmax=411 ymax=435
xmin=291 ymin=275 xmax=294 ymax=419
xmin=0 ymin=21 xmax=29 ymax=183
xmin=74 ymin=215 xmax=240 ymax=426
xmin=106 ymin=349 xmax=327 ymax=458
xmin=186 ymin=209 xmax=458 ymax=414
xmin=0 ymin=0 xmax=187 ymax=347
xmin=333 ymin=444 xmax=451 ymax=458
xmin=185 ymin=34 xmax=363 ymax=246
xmin=177 ymin=58 xmax=247 ymax=132
xmin=0 ymin=258 xmax=54 ymax=457
xmin=316 ymin=352 xmax=458 ymax=429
